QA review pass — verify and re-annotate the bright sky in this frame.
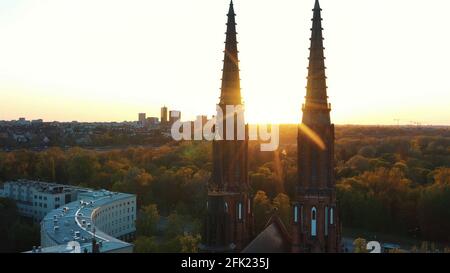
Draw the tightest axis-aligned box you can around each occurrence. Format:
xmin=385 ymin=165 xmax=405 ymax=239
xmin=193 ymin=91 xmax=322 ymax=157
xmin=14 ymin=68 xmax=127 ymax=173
xmin=0 ymin=0 xmax=449 ymax=125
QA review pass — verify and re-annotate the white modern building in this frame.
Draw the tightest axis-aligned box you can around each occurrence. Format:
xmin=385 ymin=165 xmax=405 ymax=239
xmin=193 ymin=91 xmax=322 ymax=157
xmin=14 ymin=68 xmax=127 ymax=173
xmin=38 ymin=189 xmax=136 ymax=253
xmin=0 ymin=180 xmax=79 ymax=222
xmin=1 ymin=180 xmax=136 ymax=253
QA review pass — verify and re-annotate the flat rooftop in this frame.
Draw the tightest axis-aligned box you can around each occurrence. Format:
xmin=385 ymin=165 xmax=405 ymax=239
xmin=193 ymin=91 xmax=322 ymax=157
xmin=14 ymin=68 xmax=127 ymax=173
xmin=5 ymin=179 xmax=84 ymax=194
xmin=41 ymin=189 xmax=135 ymax=251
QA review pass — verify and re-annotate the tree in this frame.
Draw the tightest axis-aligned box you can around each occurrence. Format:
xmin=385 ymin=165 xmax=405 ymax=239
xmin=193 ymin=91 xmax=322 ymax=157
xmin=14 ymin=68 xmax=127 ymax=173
xmin=353 ymin=238 xmax=368 ymax=253
xmin=250 ymin=167 xmax=278 ymax=198
xmin=273 ymin=193 xmax=290 ymax=228
xmin=253 ymin=191 xmax=273 ymax=233
xmin=178 ymin=234 xmax=201 ymax=253
xmin=0 ymin=198 xmax=39 ymax=252
xmin=134 ymin=236 xmax=159 ymax=253
xmin=67 ymin=149 xmax=100 ymax=185
xmin=136 ymin=204 xmax=160 ymax=237
xmin=358 ymin=146 xmax=376 ymax=158
xmin=432 ymin=168 xmax=450 ymax=185
xmin=346 ymin=155 xmax=371 ymax=173
xmin=418 ymin=183 xmax=450 ymax=241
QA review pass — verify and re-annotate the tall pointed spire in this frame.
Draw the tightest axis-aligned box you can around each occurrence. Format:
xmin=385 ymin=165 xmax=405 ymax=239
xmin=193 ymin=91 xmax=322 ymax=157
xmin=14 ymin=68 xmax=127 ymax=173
xmin=201 ymin=0 xmax=253 ymax=253
xmin=303 ymin=0 xmax=330 ymax=125
xmin=220 ymin=0 xmax=241 ymax=106
xmin=293 ymin=0 xmax=341 ymax=253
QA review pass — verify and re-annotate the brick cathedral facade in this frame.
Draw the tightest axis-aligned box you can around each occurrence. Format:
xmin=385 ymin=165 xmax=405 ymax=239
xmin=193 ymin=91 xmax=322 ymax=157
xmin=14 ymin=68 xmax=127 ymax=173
xmin=201 ymin=0 xmax=341 ymax=253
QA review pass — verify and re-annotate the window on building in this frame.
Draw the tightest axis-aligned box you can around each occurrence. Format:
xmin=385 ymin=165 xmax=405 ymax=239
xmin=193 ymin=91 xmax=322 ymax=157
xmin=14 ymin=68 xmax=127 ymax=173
xmin=224 ymin=202 xmax=228 ymax=213
xmin=237 ymin=202 xmax=243 ymax=221
xmin=325 ymin=206 xmax=328 ymax=236
xmin=330 ymin=208 xmax=334 ymax=225
xmin=311 ymin=207 xmax=317 ymax=237
xmin=247 ymin=198 xmax=251 ymax=214
xmin=293 ymin=205 xmax=299 ymax=224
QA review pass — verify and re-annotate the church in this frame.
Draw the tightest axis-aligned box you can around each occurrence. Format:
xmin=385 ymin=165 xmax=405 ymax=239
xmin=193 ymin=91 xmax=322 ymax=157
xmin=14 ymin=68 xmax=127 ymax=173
xmin=199 ymin=0 xmax=342 ymax=253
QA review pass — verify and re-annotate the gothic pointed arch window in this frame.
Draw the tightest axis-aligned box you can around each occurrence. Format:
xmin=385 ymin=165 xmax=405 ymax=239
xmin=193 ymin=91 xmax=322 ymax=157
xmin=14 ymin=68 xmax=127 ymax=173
xmin=224 ymin=201 xmax=229 ymax=213
xmin=293 ymin=204 xmax=299 ymax=224
xmin=237 ymin=202 xmax=243 ymax=221
xmin=330 ymin=207 xmax=334 ymax=225
xmin=311 ymin=207 xmax=317 ymax=237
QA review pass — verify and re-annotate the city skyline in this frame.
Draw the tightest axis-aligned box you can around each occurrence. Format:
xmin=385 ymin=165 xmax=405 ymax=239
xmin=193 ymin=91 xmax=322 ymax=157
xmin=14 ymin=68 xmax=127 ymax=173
xmin=1 ymin=0 xmax=450 ymax=125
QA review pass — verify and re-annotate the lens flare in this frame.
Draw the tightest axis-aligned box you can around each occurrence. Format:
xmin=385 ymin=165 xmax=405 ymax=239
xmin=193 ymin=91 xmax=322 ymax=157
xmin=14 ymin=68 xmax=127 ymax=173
xmin=299 ymin=123 xmax=326 ymax=150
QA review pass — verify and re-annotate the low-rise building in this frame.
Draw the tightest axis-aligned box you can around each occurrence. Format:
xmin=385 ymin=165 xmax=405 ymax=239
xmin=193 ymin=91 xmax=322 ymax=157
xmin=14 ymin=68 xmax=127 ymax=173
xmin=39 ymin=189 xmax=136 ymax=253
xmin=0 ymin=180 xmax=79 ymax=222
xmin=1 ymin=180 xmax=136 ymax=253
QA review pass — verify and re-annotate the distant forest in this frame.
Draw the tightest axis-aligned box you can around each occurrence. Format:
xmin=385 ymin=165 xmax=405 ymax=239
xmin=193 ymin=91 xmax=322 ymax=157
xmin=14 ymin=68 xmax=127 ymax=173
xmin=0 ymin=125 xmax=449 ymax=252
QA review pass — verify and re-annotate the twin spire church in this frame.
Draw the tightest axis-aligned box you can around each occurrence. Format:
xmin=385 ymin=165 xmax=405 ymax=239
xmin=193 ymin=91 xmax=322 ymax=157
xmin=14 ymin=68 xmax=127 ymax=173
xmin=199 ymin=0 xmax=342 ymax=253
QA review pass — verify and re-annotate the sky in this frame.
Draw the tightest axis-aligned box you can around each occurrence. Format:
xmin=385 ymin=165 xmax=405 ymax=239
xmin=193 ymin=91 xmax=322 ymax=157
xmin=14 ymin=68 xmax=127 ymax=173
xmin=0 ymin=0 xmax=449 ymax=125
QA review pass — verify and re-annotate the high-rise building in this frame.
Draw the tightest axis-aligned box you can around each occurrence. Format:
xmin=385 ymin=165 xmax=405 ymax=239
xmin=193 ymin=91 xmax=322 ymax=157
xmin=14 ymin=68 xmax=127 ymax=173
xmin=161 ymin=106 xmax=168 ymax=125
xmin=291 ymin=0 xmax=341 ymax=253
xmin=169 ymin=110 xmax=181 ymax=125
xmin=147 ymin=117 xmax=159 ymax=126
xmin=138 ymin=113 xmax=146 ymax=126
xmin=200 ymin=0 xmax=253 ymax=253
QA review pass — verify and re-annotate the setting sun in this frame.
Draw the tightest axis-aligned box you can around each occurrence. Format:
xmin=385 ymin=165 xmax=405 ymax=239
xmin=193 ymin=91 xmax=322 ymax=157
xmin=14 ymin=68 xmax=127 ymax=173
xmin=0 ymin=0 xmax=449 ymax=125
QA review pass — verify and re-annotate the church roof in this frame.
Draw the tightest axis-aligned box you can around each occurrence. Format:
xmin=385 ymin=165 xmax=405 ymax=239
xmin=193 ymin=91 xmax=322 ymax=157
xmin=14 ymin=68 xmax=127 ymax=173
xmin=242 ymin=214 xmax=291 ymax=253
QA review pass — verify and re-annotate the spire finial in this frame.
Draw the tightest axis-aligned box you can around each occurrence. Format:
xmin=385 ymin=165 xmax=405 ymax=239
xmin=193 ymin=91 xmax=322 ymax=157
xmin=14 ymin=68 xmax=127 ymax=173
xmin=220 ymin=0 xmax=241 ymax=105
xmin=228 ymin=0 xmax=235 ymax=16
xmin=302 ymin=0 xmax=330 ymax=124
xmin=314 ymin=0 xmax=321 ymax=10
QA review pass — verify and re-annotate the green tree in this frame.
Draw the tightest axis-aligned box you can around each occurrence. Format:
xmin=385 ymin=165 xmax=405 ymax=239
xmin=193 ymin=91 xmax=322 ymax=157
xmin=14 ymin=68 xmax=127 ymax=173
xmin=273 ymin=193 xmax=290 ymax=228
xmin=178 ymin=234 xmax=201 ymax=253
xmin=353 ymin=238 xmax=368 ymax=253
xmin=134 ymin=236 xmax=159 ymax=253
xmin=253 ymin=191 xmax=273 ymax=233
xmin=136 ymin=204 xmax=160 ymax=237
